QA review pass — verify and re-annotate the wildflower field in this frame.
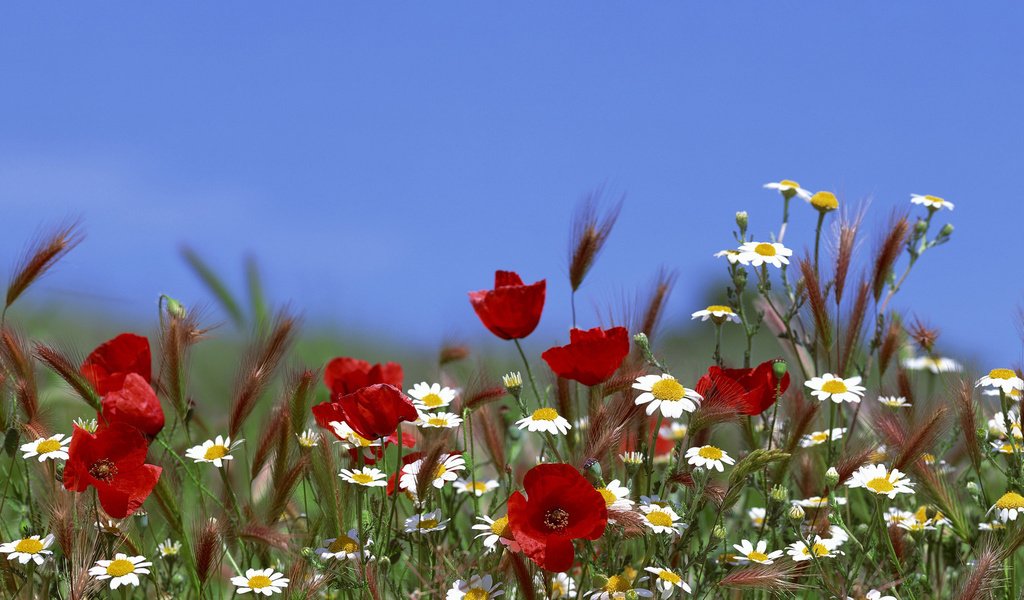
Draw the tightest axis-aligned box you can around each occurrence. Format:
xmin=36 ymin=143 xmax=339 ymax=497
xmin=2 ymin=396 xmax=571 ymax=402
xmin=1 ymin=186 xmax=1021 ymax=600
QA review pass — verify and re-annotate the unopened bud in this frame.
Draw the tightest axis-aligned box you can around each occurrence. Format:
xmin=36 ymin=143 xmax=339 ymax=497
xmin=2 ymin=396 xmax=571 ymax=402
xmin=583 ymin=458 xmax=603 ymax=482
xmin=162 ymin=295 xmax=186 ymax=319
xmin=502 ymin=372 xmax=523 ymax=398
xmin=769 ymin=485 xmax=789 ymax=504
xmin=825 ymin=467 xmax=840 ymax=487
xmin=625 ymin=592 xmax=640 ymax=600
xmin=915 ymin=219 xmax=928 ymax=234
xmin=939 ymin=223 xmax=954 ymax=237
xmin=633 ymin=332 xmax=651 ymax=355
xmin=788 ymin=505 xmax=805 ymax=521
xmin=966 ymin=481 xmax=980 ymax=498
xmin=712 ymin=525 xmax=727 ymax=539
xmin=735 ymin=211 xmax=748 ymax=233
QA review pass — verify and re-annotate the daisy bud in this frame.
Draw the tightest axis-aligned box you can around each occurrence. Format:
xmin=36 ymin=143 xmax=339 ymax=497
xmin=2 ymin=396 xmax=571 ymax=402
xmin=735 ymin=211 xmax=748 ymax=234
xmin=300 ymin=547 xmax=314 ymax=559
xmin=825 ymin=467 xmax=839 ymax=487
xmin=937 ymin=223 xmax=954 ymax=239
xmin=856 ymin=523 xmax=870 ymax=536
xmin=162 ymin=295 xmax=187 ymax=319
xmin=966 ymin=481 xmax=980 ymax=498
xmin=772 ymin=360 xmax=788 ymax=380
xmin=502 ymin=372 xmax=523 ymax=398
xmin=625 ymin=592 xmax=641 ymax=600
xmin=787 ymin=505 xmax=805 ymax=522
xmin=769 ymin=485 xmax=788 ymax=504
xmin=712 ymin=525 xmax=727 ymax=539
xmin=632 ymin=332 xmax=651 ymax=355
xmin=914 ymin=219 xmax=928 ymax=234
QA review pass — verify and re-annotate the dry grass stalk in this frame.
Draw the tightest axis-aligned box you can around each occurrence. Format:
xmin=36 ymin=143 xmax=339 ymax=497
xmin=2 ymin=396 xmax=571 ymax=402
xmin=228 ymin=310 xmax=298 ymax=438
xmin=568 ymin=190 xmax=622 ymax=292
xmin=5 ymin=221 xmax=83 ymax=311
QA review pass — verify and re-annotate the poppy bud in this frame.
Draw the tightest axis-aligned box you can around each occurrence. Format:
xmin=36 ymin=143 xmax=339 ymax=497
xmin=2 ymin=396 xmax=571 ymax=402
xmin=162 ymin=295 xmax=186 ymax=319
xmin=788 ymin=505 xmax=805 ymax=521
xmin=825 ymin=467 xmax=839 ymax=487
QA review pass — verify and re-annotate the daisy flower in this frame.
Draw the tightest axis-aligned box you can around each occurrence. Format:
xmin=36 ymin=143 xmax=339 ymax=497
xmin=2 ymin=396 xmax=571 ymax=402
xmin=339 ymin=466 xmax=387 ymax=487
xmin=542 ymin=572 xmax=576 ymax=599
xmin=992 ymin=440 xmax=1022 ymax=454
xmin=846 ymin=464 xmax=914 ymax=499
xmin=88 ymin=553 xmax=152 ymax=589
xmin=659 ymin=421 xmax=687 ymax=441
xmin=446 ymin=574 xmax=503 ymax=600
xmin=633 ymin=374 xmax=702 ymax=418
xmin=990 ymin=491 xmax=1024 ymax=522
xmin=793 ymin=496 xmax=847 ymax=509
xmin=809 ymin=191 xmax=838 ymax=211
xmin=586 ymin=571 xmax=653 ymax=599
xmin=453 ymin=478 xmax=499 ymax=496
xmin=417 ymin=411 xmax=463 ymax=429
xmin=502 ymin=372 xmax=523 ymax=392
xmin=408 ymin=382 xmax=457 ymax=411
xmin=878 ymin=395 xmax=911 ymax=408
xmin=685 ymin=445 xmax=735 ymax=472
xmin=231 ymin=567 xmax=289 ymax=596
xmin=764 ymin=179 xmax=812 ymax=200
xmin=885 ymin=508 xmax=914 ymax=527
xmin=799 ymin=428 xmax=847 ymax=448
xmin=0 ymin=534 xmax=54 ymax=565
xmin=910 ymin=194 xmax=954 ymax=211
xmin=73 ymin=417 xmax=98 ymax=433
xmin=644 ymin=566 xmax=691 ymax=597
xmin=861 ymin=591 xmax=897 ymax=600
xmin=805 ymin=373 xmax=865 ymax=404
xmin=185 ymin=435 xmax=242 ymax=468
xmin=516 ymin=407 xmax=572 ymax=435
xmin=987 ymin=411 xmax=1023 ymax=439
xmin=976 ymin=369 xmax=1024 ymax=395
xmin=979 ymin=521 xmax=1006 ymax=532
xmin=472 ymin=515 xmax=518 ymax=553
xmin=902 ymin=355 xmax=961 ymax=374
xmin=405 ymin=509 xmax=449 ymax=533
xmin=690 ymin=305 xmax=740 ymax=324
xmin=596 ymin=479 xmax=634 ymax=511
xmin=640 ymin=504 xmax=682 ymax=534
xmin=620 ymin=451 xmax=645 ymax=466
xmin=295 ymin=429 xmax=319 ymax=448
xmin=315 ymin=529 xmax=373 ymax=562
xmin=748 ymin=507 xmax=766 ymax=528
xmin=732 ymin=539 xmax=783 ymax=565
xmin=787 ymin=537 xmax=841 ymax=561
xmin=713 ymin=249 xmax=742 ymax=264
xmin=157 ymin=539 xmax=181 ymax=559
xmin=329 ymin=421 xmax=383 ymax=450
xmin=20 ymin=434 xmax=70 ymax=462
xmin=400 ymin=454 xmax=465 ymax=492
xmin=736 ymin=241 xmax=793 ymax=268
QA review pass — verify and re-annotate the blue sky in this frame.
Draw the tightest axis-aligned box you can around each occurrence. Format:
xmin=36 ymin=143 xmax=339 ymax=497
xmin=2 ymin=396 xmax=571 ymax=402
xmin=1 ymin=3 xmax=1021 ymax=368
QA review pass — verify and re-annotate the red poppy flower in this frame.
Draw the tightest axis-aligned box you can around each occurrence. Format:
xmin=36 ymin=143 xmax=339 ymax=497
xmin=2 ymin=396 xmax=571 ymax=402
xmin=81 ymin=333 xmax=152 ymax=396
xmin=507 ymin=463 xmax=607 ymax=572
xmin=335 ymin=383 xmax=418 ymax=441
xmin=63 ymin=422 xmax=162 ymax=519
xmin=696 ymin=360 xmax=790 ymax=416
xmin=469 ymin=270 xmax=546 ymax=340
xmin=99 ymin=373 xmax=165 ymax=436
xmin=541 ymin=326 xmax=630 ymax=386
xmin=323 ymin=356 xmax=403 ymax=397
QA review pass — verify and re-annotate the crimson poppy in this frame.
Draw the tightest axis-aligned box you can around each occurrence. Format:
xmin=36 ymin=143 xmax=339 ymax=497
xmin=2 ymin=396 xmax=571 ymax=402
xmin=469 ymin=270 xmax=546 ymax=340
xmin=81 ymin=333 xmax=152 ymax=396
xmin=696 ymin=360 xmax=790 ymax=416
xmin=323 ymin=356 xmax=403 ymax=397
xmin=99 ymin=373 xmax=165 ymax=436
xmin=335 ymin=383 xmax=418 ymax=441
xmin=63 ymin=422 xmax=162 ymax=519
xmin=507 ymin=463 xmax=607 ymax=572
xmin=541 ymin=326 xmax=629 ymax=386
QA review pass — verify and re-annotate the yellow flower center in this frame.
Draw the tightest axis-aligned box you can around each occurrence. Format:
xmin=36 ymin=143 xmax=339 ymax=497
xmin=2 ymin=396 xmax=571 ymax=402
xmin=470 ymin=482 xmax=489 ymax=493
xmin=810 ymin=191 xmax=838 ymax=211
xmin=990 ymin=368 xmax=1017 ymax=380
xmin=754 ymin=243 xmax=777 ymax=257
xmin=351 ymin=433 xmax=373 ymax=447
xmin=531 ymin=408 xmax=559 ymax=421
xmin=923 ymin=195 xmax=945 ymax=205
xmin=650 ymin=378 xmax=686 ymax=401
xmin=779 ymin=179 xmax=800 ymax=189
xmin=434 ymin=464 xmax=448 ymax=479
xmin=810 ymin=432 xmax=828 ymax=443
xmin=646 ymin=511 xmax=673 ymax=527
xmin=748 ymin=551 xmax=769 ymax=562
xmin=706 ymin=305 xmax=733 ymax=314
xmin=866 ymin=477 xmax=895 ymax=494
xmin=490 ymin=516 xmax=509 ymax=537
xmin=36 ymin=439 xmax=62 ymax=454
xmin=350 ymin=473 xmax=374 ymax=485
xmin=421 ymin=393 xmax=444 ymax=407
xmin=657 ymin=570 xmax=682 ymax=584
xmin=811 ymin=543 xmax=830 ymax=557
xmin=14 ymin=539 xmax=43 ymax=554
xmin=203 ymin=445 xmax=229 ymax=460
xmin=996 ymin=492 xmax=1024 ymax=509
xmin=247 ymin=575 xmax=272 ymax=589
xmin=328 ymin=534 xmax=359 ymax=554
xmin=464 ymin=589 xmax=489 ymax=600
xmin=598 ymin=488 xmax=616 ymax=507
xmin=106 ymin=559 xmax=135 ymax=577
xmin=604 ymin=575 xmax=631 ymax=593
xmin=418 ymin=519 xmax=439 ymax=530
xmin=698 ymin=446 xmax=724 ymax=460
xmin=427 ymin=417 xmax=449 ymax=427
xmin=821 ymin=379 xmax=848 ymax=394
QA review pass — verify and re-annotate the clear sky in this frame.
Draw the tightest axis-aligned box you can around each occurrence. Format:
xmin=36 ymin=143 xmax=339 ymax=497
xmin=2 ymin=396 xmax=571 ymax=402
xmin=2 ymin=3 xmax=1022 ymax=368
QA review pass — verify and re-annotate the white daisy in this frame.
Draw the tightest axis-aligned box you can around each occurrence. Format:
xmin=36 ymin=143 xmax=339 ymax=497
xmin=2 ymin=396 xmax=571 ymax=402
xmin=516 ymin=408 xmax=572 ymax=435
xmin=736 ymin=241 xmax=793 ymax=269
xmin=400 ymin=454 xmax=465 ymax=492
xmin=992 ymin=440 xmax=1022 ymax=455
xmin=644 ymin=566 xmax=691 ymax=597
xmin=690 ymin=305 xmax=740 ymax=324
xmin=404 ymin=509 xmax=449 ymax=533
xmin=446 ymin=574 xmax=503 ymax=600
xmin=586 ymin=571 xmax=654 ymax=599
xmin=633 ymin=374 xmax=702 ymax=418
xmin=417 ymin=411 xmax=463 ymax=429
xmin=714 ymin=249 xmax=743 ymax=264
xmin=976 ymin=369 xmax=1024 ymax=395
xmin=230 ymin=567 xmax=289 ymax=596
xmin=979 ymin=520 xmax=1006 ymax=532
xmin=846 ymin=464 xmax=914 ymax=499
xmin=877 ymin=396 xmax=911 ymax=408
xmin=88 ymin=553 xmax=152 ymax=589
xmin=990 ymin=492 xmax=1024 ymax=522
xmin=764 ymin=180 xmax=812 ymax=200
xmin=19 ymin=434 xmax=70 ymax=462
xmin=73 ymin=417 xmax=98 ymax=433
xmin=748 ymin=507 xmax=766 ymax=528
xmin=787 ymin=537 xmax=841 ymax=561
xmin=408 ymin=382 xmax=457 ymax=411
xmin=799 ymin=428 xmax=847 ymax=448
xmin=857 ymin=591 xmax=897 ymax=600
xmin=339 ymin=466 xmax=387 ymax=487
xmin=885 ymin=508 xmax=914 ymax=527
xmin=596 ymin=479 xmax=634 ymax=511
xmin=902 ymin=355 xmax=961 ymax=374
xmin=315 ymin=529 xmax=373 ymax=562
xmin=185 ymin=435 xmax=242 ymax=468
xmin=329 ymin=421 xmax=383 ymax=450
xmin=620 ymin=451 xmax=645 ymax=466
xmin=732 ymin=539 xmax=783 ymax=565
xmin=640 ymin=504 xmax=682 ymax=534
xmin=987 ymin=410 xmax=1023 ymax=439
xmin=453 ymin=478 xmax=499 ymax=496
xmin=685 ymin=445 xmax=735 ymax=472
xmin=157 ymin=539 xmax=181 ymax=559
xmin=542 ymin=572 xmax=576 ymax=599
xmin=296 ymin=429 xmax=319 ymax=448
xmin=792 ymin=496 xmax=847 ymax=509
xmin=805 ymin=373 xmax=865 ymax=404
xmin=472 ymin=515 xmax=518 ymax=553
xmin=910 ymin=194 xmax=954 ymax=211
xmin=0 ymin=534 xmax=54 ymax=565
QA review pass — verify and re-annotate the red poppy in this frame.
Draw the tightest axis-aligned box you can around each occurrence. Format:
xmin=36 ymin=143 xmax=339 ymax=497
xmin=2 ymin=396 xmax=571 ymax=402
xmin=696 ymin=360 xmax=790 ymax=416
xmin=81 ymin=333 xmax=152 ymax=396
xmin=62 ymin=422 xmax=162 ymax=518
xmin=99 ymin=373 xmax=165 ymax=436
xmin=469 ymin=270 xmax=546 ymax=340
xmin=323 ymin=356 xmax=403 ymax=397
xmin=541 ymin=326 xmax=630 ymax=386
xmin=507 ymin=463 xmax=607 ymax=572
xmin=335 ymin=383 xmax=418 ymax=441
